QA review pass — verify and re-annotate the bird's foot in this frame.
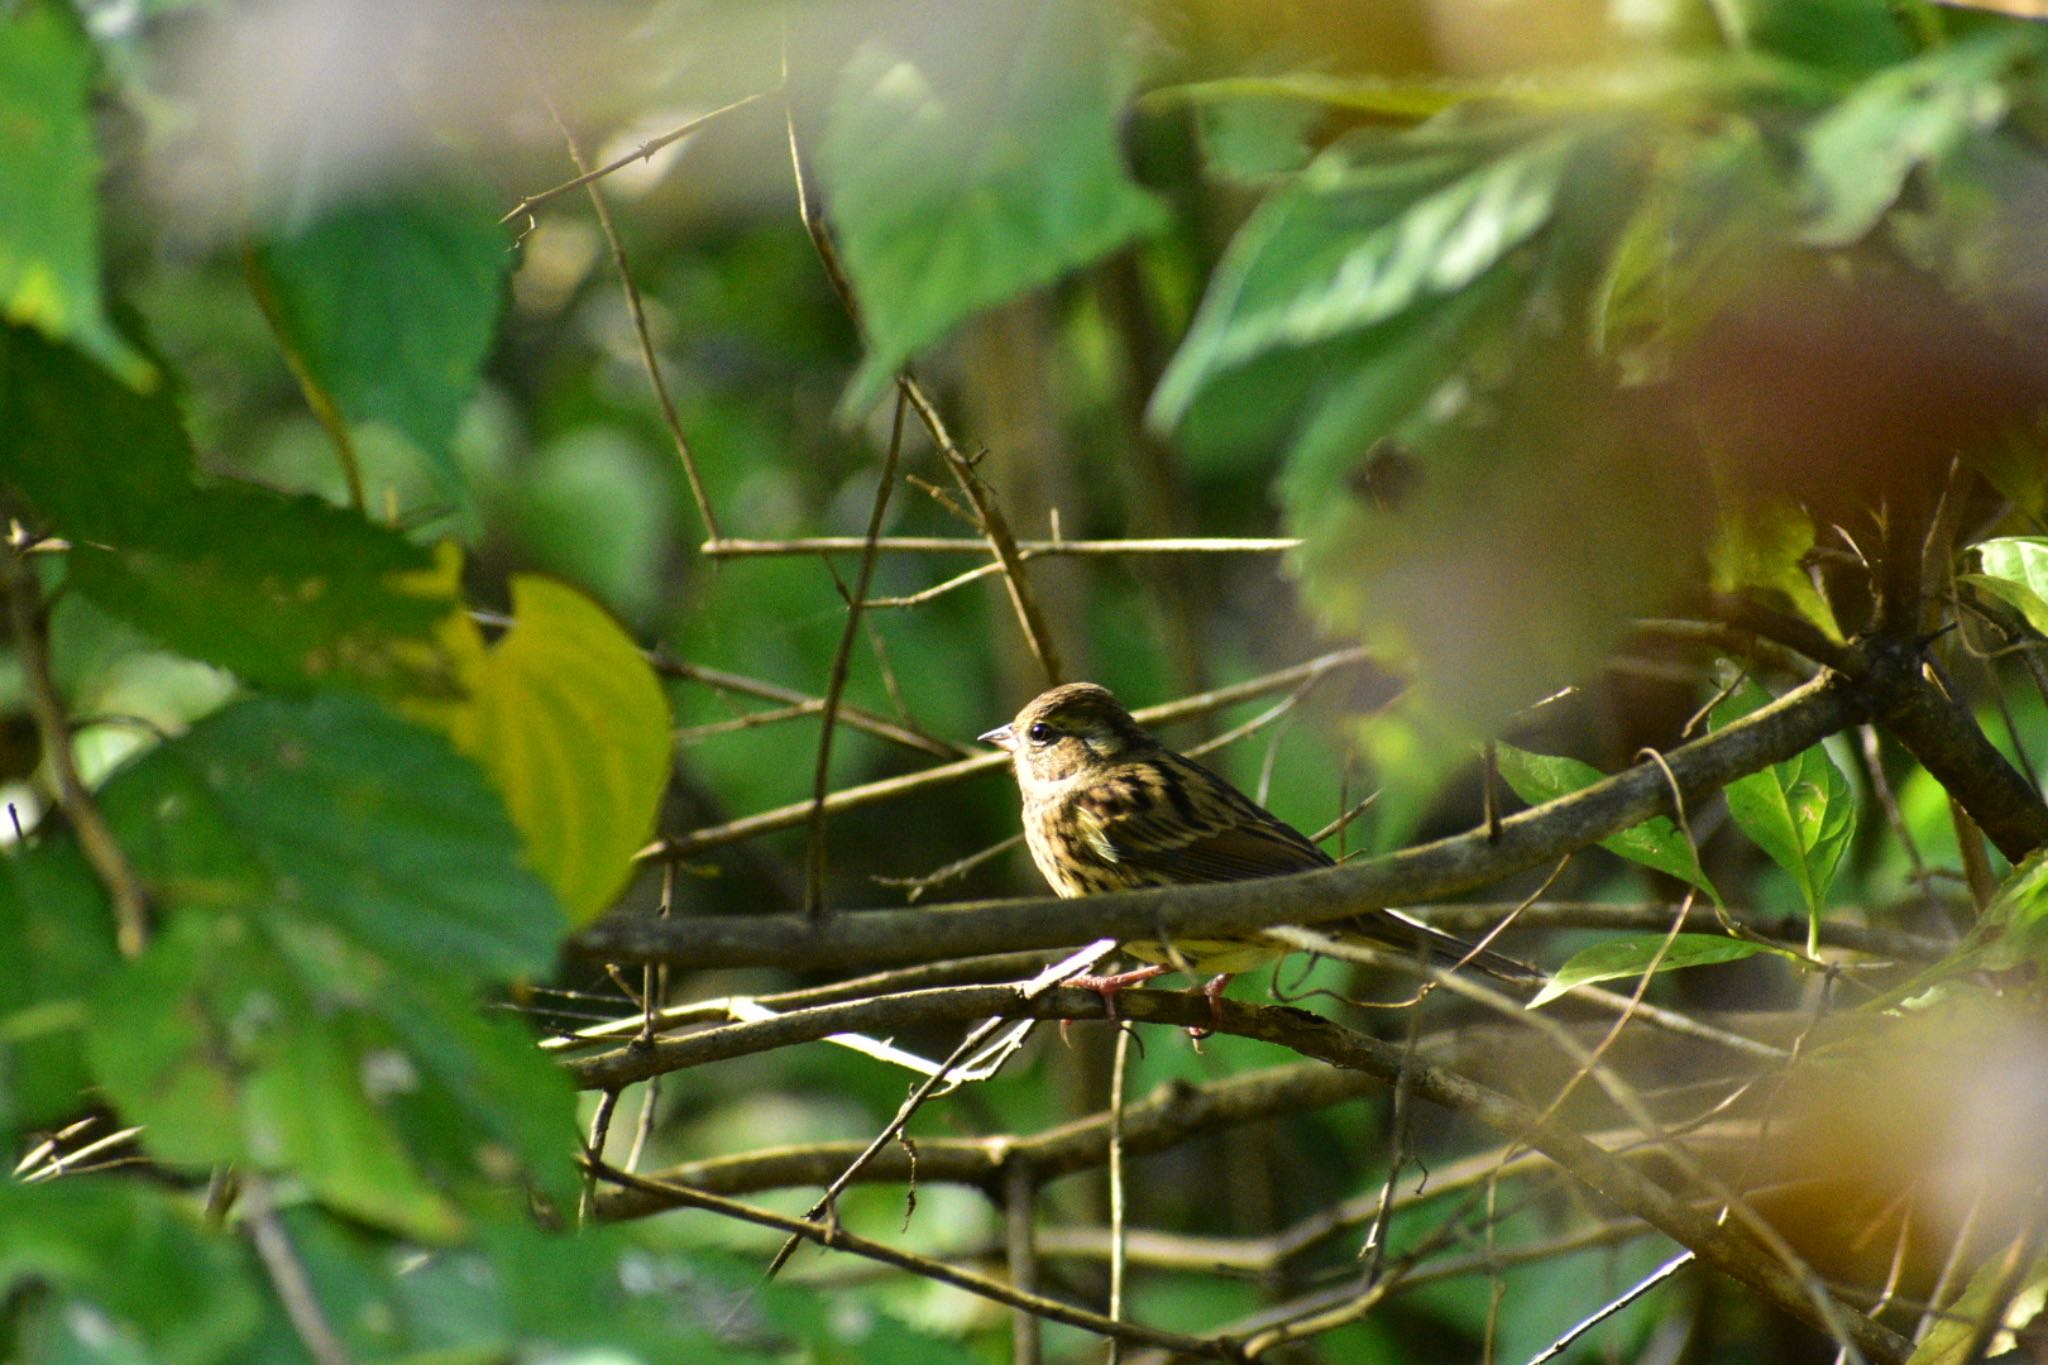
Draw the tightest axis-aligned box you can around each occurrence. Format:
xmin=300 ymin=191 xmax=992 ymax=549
xmin=1186 ymin=974 xmax=1233 ymax=1040
xmin=1063 ymin=963 xmax=1170 ymax=1027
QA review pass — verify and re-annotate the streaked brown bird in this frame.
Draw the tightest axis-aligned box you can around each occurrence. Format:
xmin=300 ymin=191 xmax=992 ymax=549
xmin=981 ymin=682 xmax=1536 ymax=1009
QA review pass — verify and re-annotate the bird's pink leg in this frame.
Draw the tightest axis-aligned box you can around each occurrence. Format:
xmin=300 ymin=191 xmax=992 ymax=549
xmin=1063 ymin=963 xmax=1169 ymax=1022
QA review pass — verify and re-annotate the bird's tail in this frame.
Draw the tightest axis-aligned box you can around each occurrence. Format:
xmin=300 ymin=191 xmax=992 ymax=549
xmin=1335 ymin=910 xmax=1545 ymax=986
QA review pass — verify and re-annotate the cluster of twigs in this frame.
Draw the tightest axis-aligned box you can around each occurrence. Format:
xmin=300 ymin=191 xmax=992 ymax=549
xmin=505 ymin=71 xmax=2048 ymax=1365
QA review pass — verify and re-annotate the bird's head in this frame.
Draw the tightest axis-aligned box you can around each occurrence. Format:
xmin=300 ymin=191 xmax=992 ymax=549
xmin=980 ymin=682 xmax=1157 ymax=791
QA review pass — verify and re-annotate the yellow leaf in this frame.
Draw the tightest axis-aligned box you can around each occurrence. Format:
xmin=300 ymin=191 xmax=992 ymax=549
xmin=410 ymin=570 xmax=670 ymax=926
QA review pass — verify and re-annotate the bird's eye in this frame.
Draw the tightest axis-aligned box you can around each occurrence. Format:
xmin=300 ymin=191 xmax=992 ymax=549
xmin=1026 ymin=721 xmax=1053 ymax=745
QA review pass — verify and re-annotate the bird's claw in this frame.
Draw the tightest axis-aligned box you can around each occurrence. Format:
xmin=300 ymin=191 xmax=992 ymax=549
xmin=1062 ymin=964 xmax=1170 ymax=1027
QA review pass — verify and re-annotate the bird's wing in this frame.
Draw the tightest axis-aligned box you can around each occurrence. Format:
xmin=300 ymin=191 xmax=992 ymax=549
xmin=1070 ymin=753 xmax=1333 ymax=884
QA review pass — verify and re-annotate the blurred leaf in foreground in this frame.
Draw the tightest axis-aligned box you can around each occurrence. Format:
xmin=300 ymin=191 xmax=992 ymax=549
xmin=818 ymin=0 xmax=1167 ymax=414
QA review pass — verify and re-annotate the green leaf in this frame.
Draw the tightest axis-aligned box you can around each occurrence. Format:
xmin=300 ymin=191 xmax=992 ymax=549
xmin=1801 ymin=28 xmax=2043 ymax=248
xmin=1596 ymin=122 xmax=1790 ymax=377
xmin=65 ymin=489 xmax=461 ymax=695
xmin=1729 ymin=0 xmax=1912 ymax=78
xmin=1528 ymin=933 xmax=1769 ymax=1008
xmin=96 ymin=692 xmax=561 ymax=981
xmin=0 ymin=325 xmax=193 ymax=547
xmin=0 ymin=842 xmax=118 ymax=1142
xmin=1151 ymin=111 xmax=1684 ymax=729
xmin=1907 ymin=1249 xmax=2048 ymax=1365
xmin=78 ymin=694 xmax=572 ymax=1231
xmin=253 ymin=179 xmax=509 ymax=495
xmin=818 ymin=0 xmax=1168 ymax=415
xmin=257 ymin=1209 xmax=800 ymax=1362
xmin=1712 ymin=679 xmax=1855 ymax=936
xmin=1707 ymin=496 xmax=1843 ymax=641
xmin=1151 ymin=119 xmax=1585 ymax=431
xmin=88 ymin=914 xmax=575 ymax=1240
xmin=0 ymin=1183 xmax=262 ymax=1365
xmin=1970 ymin=536 xmax=2048 ymax=636
xmin=412 ymin=576 xmax=672 ymax=926
xmin=1194 ymin=96 xmax=1321 ymax=182
xmin=1975 ymin=844 xmax=2048 ymax=973
xmin=90 ymin=921 xmax=442 ymax=1240
xmin=1862 ymin=847 xmax=2048 ymax=1011
xmin=0 ymin=327 xmax=463 ymax=694
xmin=0 ymin=7 xmax=149 ymax=383
xmin=1496 ymin=743 xmax=1722 ymax=904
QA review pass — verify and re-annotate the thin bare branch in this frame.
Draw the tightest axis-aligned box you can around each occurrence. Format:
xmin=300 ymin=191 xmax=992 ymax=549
xmin=780 ymin=83 xmax=1064 ymax=682
xmin=547 ymin=105 xmax=722 ymax=542
xmin=243 ymin=1177 xmax=353 ymax=1365
xmin=5 ymin=547 xmax=149 ymax=956
xmin=1005 ymin=1160 xmax=1043 ymax=1365
xmin=656 ymin=653 xmax=964 ymax=759
xmin=1525 ymin=1251 xmax=1695 ymax=1364
xmin=640 ymin=647 xmax=1373 ymax=862
xmin=501 ymin=87 xmax=778 ymax=224
xmin=804 ymin=393 xmax=906 ymax=915
xmin=704 ymin=535 xmax=1300 ymax=557
xmin=585 ymin=1162 xmax=1237 ymax=1358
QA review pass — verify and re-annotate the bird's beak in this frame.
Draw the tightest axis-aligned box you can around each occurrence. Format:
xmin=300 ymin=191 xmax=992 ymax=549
xmin=978 ymin=723 xmax=1015 ymax=751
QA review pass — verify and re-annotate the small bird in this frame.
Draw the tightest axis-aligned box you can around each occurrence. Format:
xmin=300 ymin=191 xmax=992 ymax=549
xmin=981 ymin=682 xmax=1535 ymax=1011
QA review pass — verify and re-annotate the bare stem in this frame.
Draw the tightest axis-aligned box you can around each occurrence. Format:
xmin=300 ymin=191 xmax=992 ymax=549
xmin=4 ymin=550 xmax=149 ymax=956
xmin=803 ymin=393 xmax=906 ymax=916
xmin=548 ymin=105 xmax=722 ymax=542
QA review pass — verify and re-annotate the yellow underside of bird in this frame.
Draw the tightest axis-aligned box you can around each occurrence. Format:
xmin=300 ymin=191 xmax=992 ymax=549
xmin=1121 ymin=937 xmax=1282 ymax=976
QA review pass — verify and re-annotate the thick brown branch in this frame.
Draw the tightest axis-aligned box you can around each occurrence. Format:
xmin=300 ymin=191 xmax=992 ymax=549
xmin=1856 ymin=634 xmax=2048 ymax=863
xmin=587 ymin=673 xmax=1864 ymax=967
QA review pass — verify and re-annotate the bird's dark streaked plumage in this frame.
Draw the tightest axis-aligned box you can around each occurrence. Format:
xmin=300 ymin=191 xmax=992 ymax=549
xmin=981 ymin=682 xmax=1535 ymax=982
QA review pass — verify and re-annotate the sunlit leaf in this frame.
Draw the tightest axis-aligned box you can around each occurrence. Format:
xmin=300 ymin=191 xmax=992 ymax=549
xmin=1712 ymin=678 xmax=1855 ymax=938
xmin=1151 ymin=110 xmax=1688 ymax=729
xmin=1907 ymin=1248 xmax=2048 ymax=1364
xmin=1528 ymin=933 xmax=1770 ymax=1009
xmin=1496 ymin=743 xmax=1721 ymax=904
xmin=0 ymin=8 xmax=149 ymax=383
xmin=413 ymin=576 xmax=671 ymax=926
xmin=819 ymin=0 xmax=1167 ymax=414
xmin=1970 ymin=536 xmax=2048 ymax=636
xmin=1707 ymin=495 xmax=1843 ymax=641
xmin=1975 ymin=844 xmax=2048 ymax=973
xmin=1801 ymin=28 xmax=2043 ymax=247
xmin=1151 ymin=118 xmax=1589 ymax=433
